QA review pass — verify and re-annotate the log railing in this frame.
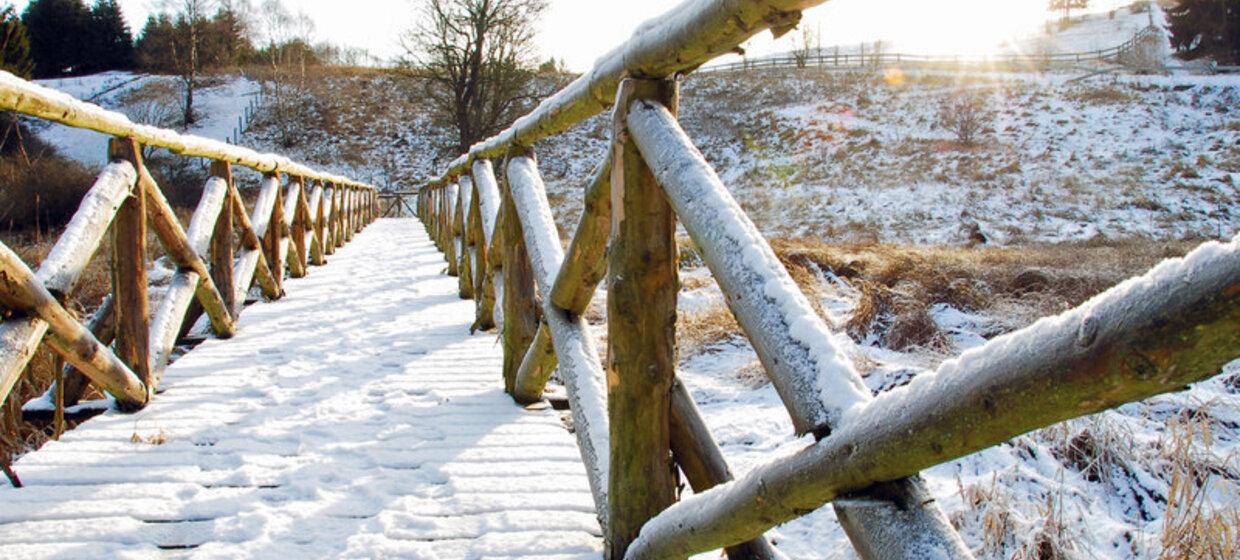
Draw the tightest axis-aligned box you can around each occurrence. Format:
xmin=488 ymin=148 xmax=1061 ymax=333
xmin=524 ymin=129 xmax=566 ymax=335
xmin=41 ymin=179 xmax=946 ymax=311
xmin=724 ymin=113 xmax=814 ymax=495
xmin=0 ymin=71 xmax=378 ymax=432
xmin=417 ymin=1 xmax=1239 ymax=559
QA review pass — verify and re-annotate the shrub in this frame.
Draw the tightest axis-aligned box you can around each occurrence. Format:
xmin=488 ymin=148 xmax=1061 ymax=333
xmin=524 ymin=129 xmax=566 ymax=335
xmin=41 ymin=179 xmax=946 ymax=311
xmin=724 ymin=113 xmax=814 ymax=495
xmin=0 ymin=124 xmax=98 ymax=231
xmin=938 ymin=90 xmax=988 ymax=146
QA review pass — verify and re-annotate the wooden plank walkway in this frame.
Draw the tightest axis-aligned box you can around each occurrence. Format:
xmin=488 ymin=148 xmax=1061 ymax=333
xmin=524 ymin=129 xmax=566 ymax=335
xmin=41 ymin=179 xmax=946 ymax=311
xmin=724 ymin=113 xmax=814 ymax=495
xmin=0 ymin=219 xmax=603 ymax=559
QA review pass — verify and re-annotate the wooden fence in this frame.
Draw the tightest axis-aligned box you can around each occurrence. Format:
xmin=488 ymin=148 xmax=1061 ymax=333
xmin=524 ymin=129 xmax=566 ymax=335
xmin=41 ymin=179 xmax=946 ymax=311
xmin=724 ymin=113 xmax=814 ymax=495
xmin=0 ymin=72 xmax=378 ymax=440
xmin=417 ymin=1 xmax=1239 ymax=558
xmin=379 ymin=191 xmax=419 ymax=218
xmin=697 ymin=25 xmax=1166 ymax=74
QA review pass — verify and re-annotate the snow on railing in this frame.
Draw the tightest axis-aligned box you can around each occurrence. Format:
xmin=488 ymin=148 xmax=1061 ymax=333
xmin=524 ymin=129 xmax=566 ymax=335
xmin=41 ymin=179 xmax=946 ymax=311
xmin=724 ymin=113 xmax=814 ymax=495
xmin=419 ymin=2 xmax=1234 ymax=559
xmin=0 ymin=72 xmax=379 ymax=457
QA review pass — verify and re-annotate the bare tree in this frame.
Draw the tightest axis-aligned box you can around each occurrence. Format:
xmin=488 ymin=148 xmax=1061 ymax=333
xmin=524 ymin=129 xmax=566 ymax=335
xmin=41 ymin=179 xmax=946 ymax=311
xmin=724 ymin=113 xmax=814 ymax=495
xmin=401 ymin=0 xmax=548 ymax=154
xmin=160 ymin=0 xmax=215 ymax=126
xmin=793 ymin=27 xmax=815 ymax=69
xmin=255 ymin=0 xmax=316 ymax=147
xmin=1048 ymin=0 xmax=1090 ymax=23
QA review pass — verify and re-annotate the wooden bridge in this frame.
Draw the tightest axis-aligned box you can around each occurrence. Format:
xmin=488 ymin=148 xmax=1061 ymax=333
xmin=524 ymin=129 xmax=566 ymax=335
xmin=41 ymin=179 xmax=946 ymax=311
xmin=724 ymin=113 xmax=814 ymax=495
xmin=1 ymin=1 xmax=1237 ymax=559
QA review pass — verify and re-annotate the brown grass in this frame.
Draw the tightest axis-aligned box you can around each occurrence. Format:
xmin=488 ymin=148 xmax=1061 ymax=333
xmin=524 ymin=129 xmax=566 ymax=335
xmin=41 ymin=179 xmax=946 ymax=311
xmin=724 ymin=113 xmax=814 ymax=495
xmin=677 ymin=301 xmax=741 ymax=357
xmin=1159 ymin=411 xmax=1240 ymax=560
xmin=766 ymin=236 xmax=1201 ymax=351
xmin=0 ymin=127 xmax=100 ymax=231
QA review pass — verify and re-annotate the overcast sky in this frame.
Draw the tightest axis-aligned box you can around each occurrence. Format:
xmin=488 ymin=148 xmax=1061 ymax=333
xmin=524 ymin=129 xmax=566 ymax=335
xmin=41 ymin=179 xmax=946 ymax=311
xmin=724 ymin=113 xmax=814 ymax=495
xmin=9 ymin=0 xmax=1137 ymax=70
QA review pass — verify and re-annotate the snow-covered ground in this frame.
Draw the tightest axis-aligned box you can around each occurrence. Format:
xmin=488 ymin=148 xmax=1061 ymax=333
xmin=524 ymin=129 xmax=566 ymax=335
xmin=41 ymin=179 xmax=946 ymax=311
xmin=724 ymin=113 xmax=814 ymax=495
xmin=671 ymin=250 xmax=1239 ymax=559
xmin=531 ymin=69 xmax=1239 ymax=246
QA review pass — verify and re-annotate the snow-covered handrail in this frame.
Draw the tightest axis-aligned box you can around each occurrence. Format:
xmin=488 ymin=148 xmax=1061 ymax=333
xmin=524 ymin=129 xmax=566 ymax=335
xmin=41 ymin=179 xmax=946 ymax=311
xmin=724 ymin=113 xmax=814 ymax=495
xmin=0 ymin=73 xmax=381 ymax=443
xmin=0 ymin=71 xmax=374 ymax=190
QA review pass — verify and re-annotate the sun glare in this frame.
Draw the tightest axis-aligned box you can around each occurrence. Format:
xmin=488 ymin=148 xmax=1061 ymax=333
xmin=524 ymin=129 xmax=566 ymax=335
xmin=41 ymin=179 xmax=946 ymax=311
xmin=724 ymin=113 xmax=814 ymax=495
xmin=733 ymin=0 xmax=1143 ymax=61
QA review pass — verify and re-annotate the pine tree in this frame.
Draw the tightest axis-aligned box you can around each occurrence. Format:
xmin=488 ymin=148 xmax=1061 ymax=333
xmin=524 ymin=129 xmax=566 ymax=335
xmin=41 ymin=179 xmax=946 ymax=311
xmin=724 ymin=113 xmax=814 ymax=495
xmin=205 ymin=0 xmax=254 ymax=67
xmin=0 ymin=5 xmax=33 ymax=78
xmin=1168 ymin=0 xmax=1239 ymax=63
xmin=90 ymin=0 xmax=134 ymax=71
xmin=22 ymin=0 xmax=91 ymax=77
xmin=135 ymin=14 xmax=178 ymax=73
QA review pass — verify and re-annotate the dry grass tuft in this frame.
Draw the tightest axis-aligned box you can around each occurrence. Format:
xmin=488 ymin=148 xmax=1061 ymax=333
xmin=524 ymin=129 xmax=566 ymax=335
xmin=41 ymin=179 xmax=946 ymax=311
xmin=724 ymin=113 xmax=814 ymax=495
xmin=1159 ymin=411 xmax=1240 ymax=560
xmin=677 ymin=302 xmax=741 ymax=356
xmin=768 ymin=236 xmax=1201 ymax=352
xmin=130 ymin=430 xmax=169 ymax=446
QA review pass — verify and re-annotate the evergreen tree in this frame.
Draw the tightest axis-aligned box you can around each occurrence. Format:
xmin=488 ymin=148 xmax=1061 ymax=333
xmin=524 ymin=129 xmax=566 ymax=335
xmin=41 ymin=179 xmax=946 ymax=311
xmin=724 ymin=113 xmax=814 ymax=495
xmin=135 ymin=14 xmax=178 ymax=73
xmin=205 ymin=0 xmax=254 ymax=67
xmin=0 ymin=5 xmax=33 ymax=78
xmin=90 ymin=0 xmax=134 ymax=71
xmin=1168 ymin=0 xmax=1239 ymax=63
xmin=22 ymin=0 xmax=91 ymax=77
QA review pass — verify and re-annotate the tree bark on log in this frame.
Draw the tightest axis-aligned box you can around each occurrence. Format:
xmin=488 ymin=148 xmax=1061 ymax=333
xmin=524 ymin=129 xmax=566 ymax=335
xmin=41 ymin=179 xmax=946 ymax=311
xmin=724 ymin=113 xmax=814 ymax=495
xmin=108 ymin=139 xmax=152 ymax=395
xmin=604 ymin=79 xmax=679 ymax=560
xmin=549 ymin=158 xmax=610 ymax=314
xmin=458 ymin=176 xmax=475 ymax=299
xmin=210 ymin=162 xmax=236 ymax=319
xmin=500 ymin=161 xmax=537 ymax=395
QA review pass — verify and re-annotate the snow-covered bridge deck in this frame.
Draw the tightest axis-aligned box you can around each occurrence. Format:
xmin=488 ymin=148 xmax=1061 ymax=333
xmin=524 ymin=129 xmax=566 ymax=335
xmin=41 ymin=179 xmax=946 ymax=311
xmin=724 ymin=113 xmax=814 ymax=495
xmin=0 ymin=219 xmax=603 ymax=559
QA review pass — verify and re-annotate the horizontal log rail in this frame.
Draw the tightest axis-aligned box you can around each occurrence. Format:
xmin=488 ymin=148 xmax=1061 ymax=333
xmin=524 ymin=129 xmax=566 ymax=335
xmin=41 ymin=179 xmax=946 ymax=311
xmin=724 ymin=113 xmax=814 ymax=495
xmin=416 ymin=1 xmax=1238 ymax=559
xmin=0 ymin=72 xmax=378 ymax=437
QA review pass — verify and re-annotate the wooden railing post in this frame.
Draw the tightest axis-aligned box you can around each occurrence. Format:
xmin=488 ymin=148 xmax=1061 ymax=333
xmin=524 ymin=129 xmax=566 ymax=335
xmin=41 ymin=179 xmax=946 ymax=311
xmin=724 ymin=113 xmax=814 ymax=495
xmin=469 ymin=161 xmax=502 ymax=332
xmin=605 ymin=78 xmax=679 ymax=559
xmin=333 ymin=184 xmax=345 ymax=249
xmin=625 ymin=98 xmax=973 ymax=559
xmin=445 ymin=182 xmax=459 ymax=276
xmin=324 ymin=185 xmax=337 ymax=254
xmin=211 ymin=161 xmax=236 ymax=318
xmin=290 ymin=177 xmax=309 ymax=277
xmin=346 ymin=187 xmax=357 ymax=239
xmin=457 ymin=175 xmax=475 ymax=299
xmin=500 ymin=155 xmax=538 ymax=395
xmin=468 ymin=164 xmax=495 ymax=332
xmin=263 ymin=173 xmax=286 ymax=296
xmin=108 ymin=138 xmax=152 ymax=396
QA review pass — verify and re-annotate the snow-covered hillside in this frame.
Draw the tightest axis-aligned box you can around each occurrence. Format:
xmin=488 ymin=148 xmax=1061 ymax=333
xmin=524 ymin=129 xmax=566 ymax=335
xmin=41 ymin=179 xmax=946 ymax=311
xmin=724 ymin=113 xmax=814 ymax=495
xmin=536 ymin=70 xmax=1238 ymax=245
xmin=1007 ymin=1 xmax=1164 ymax=55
